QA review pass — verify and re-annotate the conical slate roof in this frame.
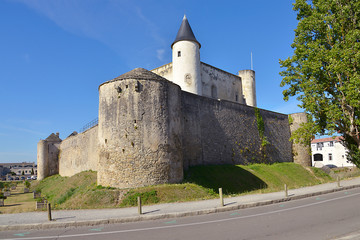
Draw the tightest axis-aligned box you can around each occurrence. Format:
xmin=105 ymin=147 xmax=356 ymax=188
xmin=171 ymin=15 xmax=201 ymax=48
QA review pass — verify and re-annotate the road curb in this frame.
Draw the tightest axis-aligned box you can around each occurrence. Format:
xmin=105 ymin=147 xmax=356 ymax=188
xmin=2 ymin=183 xmax=360 ymax=231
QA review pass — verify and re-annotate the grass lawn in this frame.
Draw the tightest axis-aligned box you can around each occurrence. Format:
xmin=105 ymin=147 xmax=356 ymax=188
xmin=0 ymin=183 xmax=36 ymax=214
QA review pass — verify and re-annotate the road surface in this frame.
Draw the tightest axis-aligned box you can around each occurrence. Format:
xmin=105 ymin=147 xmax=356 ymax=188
xmin=2 ymin=188 xmax=360 ymax=240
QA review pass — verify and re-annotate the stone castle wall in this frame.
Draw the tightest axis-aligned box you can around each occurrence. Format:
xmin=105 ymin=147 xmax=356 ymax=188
xmin=181 ymin=92 xmax=292 ymax=169
xmin=40 ymin=68 xmax=309 ymax=188
xmin=58 ymin=126 xmax=99 ymax=177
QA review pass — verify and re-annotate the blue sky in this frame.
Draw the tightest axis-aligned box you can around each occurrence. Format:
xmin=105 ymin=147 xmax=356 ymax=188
xmin=0 ymin=0 xmax=301 ymax=163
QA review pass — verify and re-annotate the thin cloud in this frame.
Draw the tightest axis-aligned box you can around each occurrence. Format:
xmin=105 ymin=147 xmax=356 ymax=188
xmin=135 ymin=6 xmax=166 ymax=46
xmin=156 ymin=49 xmax=165 ymax=61
xmin=14 ymin=0 xmax=166 ymax=59
xmin=0 ymin=123 xmax=45 ymax=136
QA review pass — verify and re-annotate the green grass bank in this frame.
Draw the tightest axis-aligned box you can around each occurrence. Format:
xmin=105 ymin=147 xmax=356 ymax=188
xmin=26 ymin=163 xmax=346 ymax=210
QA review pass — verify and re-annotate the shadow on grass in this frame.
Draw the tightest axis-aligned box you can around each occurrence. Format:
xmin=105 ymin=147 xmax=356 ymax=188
xmin=184 ymin=165 xmax=267 ymax=195
xmin=10 ymin=192 xmax=29 ymax=196
xmin=4 ymin=203 xmax=21 ymax=207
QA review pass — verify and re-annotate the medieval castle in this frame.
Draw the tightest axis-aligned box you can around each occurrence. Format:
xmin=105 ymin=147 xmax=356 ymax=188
xmin=37 ymin=16 xmax=311 ymax=188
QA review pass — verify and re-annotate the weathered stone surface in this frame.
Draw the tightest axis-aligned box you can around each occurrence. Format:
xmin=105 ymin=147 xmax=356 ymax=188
xmin=33 ymin=191 xmax=41 ymax=199
xmin=98 ymin=72 xmax=183 ymax=188
xmin=59 ymin=126 xmax=98 ymax=177
xmin=289 ymin=112 xmax=312 ymax=166
xmin=37 ymin=133 xmax=61 ymax=180
xmin=182 ymin=92 xmax=292 ymax=169
xmin=38 ymin=67 xmax=309 ymax=189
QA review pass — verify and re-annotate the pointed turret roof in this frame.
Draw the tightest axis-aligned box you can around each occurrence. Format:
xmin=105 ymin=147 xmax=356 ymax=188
xmin=171 ymin=15 xmax=201 ymax=48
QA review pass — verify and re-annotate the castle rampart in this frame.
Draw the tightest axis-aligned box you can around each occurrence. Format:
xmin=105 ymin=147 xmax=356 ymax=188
xmin=58 ymin=126 xmax=99 ymax=177
xmin=181 ymin=92 xmax=292 ymax=169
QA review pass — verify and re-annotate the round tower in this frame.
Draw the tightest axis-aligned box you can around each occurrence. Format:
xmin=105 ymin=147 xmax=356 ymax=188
xmin=98 ymin=68 xmax=183 ymax=188
xmin=37 ymin=140 xmax=48 ymax=180
xmin=238 ymin=70 xmax=256 ymax=107
xmin=172 ymin=15 xmax=202 ymax=95
xmin=289 ymin=112 xmax=312 ymax=167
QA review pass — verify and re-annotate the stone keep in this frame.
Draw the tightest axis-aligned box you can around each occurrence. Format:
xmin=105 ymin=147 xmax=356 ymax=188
xmin=97 ymin=69 xmax=183 ymax=188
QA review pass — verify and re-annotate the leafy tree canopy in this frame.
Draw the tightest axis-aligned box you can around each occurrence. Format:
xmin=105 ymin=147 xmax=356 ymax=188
xmin=280 ymin=0 xmax=360 ymax=166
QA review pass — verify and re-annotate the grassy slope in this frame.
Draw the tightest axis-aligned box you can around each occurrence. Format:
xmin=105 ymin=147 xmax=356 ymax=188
xmin=0 ymin=183 xmax=35 ymax=214
xmin=31 ymin=171 xmax=121 ymax=210
xmin=184 ymin=162 xmax=333 ymax=195
xmin=26 ymin=163 xmax=337 ymax=211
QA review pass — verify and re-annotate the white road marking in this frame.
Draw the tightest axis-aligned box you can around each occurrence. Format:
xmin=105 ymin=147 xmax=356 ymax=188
xmin=4 ymin=191 xmax=360 ymax=240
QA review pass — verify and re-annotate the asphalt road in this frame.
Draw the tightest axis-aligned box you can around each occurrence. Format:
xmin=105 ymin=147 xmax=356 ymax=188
xmin=2 ymin=188 xmax=360 ymax=240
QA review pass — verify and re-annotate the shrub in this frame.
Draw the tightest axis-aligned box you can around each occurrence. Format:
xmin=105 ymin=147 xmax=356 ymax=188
xmin=0 ymin=193 xmax=7 ymax=200
xmin=24 ymin=180 xmax=31 ymax=189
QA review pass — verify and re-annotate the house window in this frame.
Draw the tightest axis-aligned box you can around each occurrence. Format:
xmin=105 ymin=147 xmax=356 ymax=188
xmin=314 ymin=153 xmax=323 ymax=161
xmin=329 ymin=153 xmax=333 ymax=161
xmin=329 ymin=141 xmax=334 ymax=147
xmin=235 ymin=94 xmax=238 ymax=102
xmin=178 ymin=51 xmax=181 ymax=57
xmin=316 ymin=142 xmax=323 ymax=151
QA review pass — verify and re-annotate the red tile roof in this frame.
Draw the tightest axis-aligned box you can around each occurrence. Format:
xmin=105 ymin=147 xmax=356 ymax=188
xmin=311 ymin=136 xmax=342 ymax=144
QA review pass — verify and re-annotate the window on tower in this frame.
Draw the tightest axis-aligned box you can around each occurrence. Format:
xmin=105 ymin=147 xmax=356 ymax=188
xmin=211 ymin=85 xmax=217 ymax=99
xmin=178 ymin=51 xmax=181 ymax=57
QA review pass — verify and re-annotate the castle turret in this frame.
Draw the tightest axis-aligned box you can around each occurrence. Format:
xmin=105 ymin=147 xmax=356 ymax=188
xmin=238 ymin=70 xmax=256 ymax=107
xmin=37 ymin=133 xmax=62 ymax=180
xmin=171 ymin=15 xmax=202 ymax=95
xmin=98 ymin=68 xmax=183 ymax=188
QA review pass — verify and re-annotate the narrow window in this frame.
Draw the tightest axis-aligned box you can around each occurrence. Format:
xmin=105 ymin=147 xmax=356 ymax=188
xmin=235 ymin=94 xmax=238 ymax=102
xmin=329 ymin=141 xmax=334 ymax=147
xmin=211 ymin=85 xmax=217 ymax=98
xmin=178 ymin=51 xmax=181 ymax=57
xmin=329 ymin=153 xmax=333 ymax=161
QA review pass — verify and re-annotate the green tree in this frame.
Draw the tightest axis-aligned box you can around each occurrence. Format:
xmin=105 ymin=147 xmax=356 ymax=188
xmin=280 ymin=0 xmax=360 ymax=166
xmin=31 ymin=168 xmax=34 ymax=175
xmin=22 ymin=171 xmax=24 ymax=175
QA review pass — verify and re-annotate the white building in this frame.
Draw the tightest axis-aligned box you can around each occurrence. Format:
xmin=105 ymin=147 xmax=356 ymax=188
xmin=311 ymin=137 xmax=355 ymax=168
xmin=151 ymin=15 xmax=256 ymax=107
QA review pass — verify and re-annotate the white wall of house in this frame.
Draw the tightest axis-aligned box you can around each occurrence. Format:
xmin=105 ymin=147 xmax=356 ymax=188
xmin=311 ymin=137 xmax=355 ymax=168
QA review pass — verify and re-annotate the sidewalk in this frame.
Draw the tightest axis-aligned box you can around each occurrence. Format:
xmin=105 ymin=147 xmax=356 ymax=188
xmin=1 ymin=177 xmax=360 ymax=231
